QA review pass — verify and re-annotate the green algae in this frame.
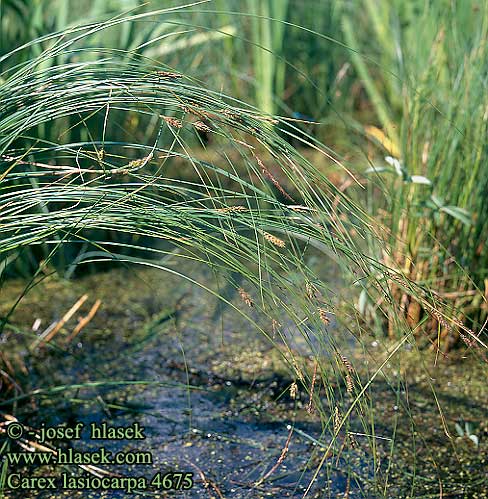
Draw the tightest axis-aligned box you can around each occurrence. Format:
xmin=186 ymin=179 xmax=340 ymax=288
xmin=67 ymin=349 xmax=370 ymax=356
xmin=0 ymin=265 xmax=487 ymax=498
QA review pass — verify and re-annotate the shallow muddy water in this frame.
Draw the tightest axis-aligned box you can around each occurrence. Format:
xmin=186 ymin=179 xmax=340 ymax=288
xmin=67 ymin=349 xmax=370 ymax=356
xmin=0 ymin=263 xmax=366 ymax=498
xmin=0 ymin=263 xmax=487 ymax=498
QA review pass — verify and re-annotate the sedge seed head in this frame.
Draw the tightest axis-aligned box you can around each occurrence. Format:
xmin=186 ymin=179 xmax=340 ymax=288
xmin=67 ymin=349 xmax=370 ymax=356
xmin=263 ymin=232 xmax=285 ymax=248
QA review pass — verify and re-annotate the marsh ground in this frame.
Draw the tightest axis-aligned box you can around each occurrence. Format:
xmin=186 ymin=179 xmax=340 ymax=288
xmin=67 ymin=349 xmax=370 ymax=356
xmin=1 ymin=263 xmax=486 ymax=498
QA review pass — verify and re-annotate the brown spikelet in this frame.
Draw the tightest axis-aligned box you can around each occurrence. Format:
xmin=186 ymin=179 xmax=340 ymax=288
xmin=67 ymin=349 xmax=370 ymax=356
xmin=435 ymin=313 xmax=484 ymax=355
xmin=452 ymin=316 xmax=478 ymax=346
xmin=306 ymin=282 xmax=318 ymax=300
xmin=275 ymin=428 xmax=292 ymax=466
xmin=290 ymin=382 xmax=298 ymax=400
xmin=193 ymin=121 xmax=212 ymax=132
xmin=290 ymin=205 xmax=315 ymax=213
xmin=431 ymin=309 xmax=452 ymax=331
xmin=339 ymin=354 xmax=354 ymax=373
xmin=347 ymin=432 xmax=358 ymax=449
xmin=156 ymin=71 xmax=183 ymax=79
xmin=232 ymin=138 xmax=255 ymax=149
xmin=215 ymin=206 xmax=247 ymax=213
xmin=458 ymin=331 xmax=475 ymax=348
xmin=220 ymin=108 xmax=244 ymax=124
xmin=255 ymin=155 xmax=295 ymax=202
xmin=459 ymin=332 xmax=488 ymax=362
xmin=292 ymin=357 xmax=304 ymax=382
xmin=128 ymin=153 xmax=153 ymax=169
xmin=238 ymin=288 xmax=253 ymax=307
xmin=344 ymin=475 xmax=351 ymax=499
xmin=451 ymin=316 xmax=466 ymax=329
xmin=318 ymin=308 xmax=330 ymax=325
xmin=179 ymin=101 xmax=208 ymax=120
xmin=263 ymin=231 xmax=286 ymax=248
xmin=256 ymin=426 xmax=293 ymax=486
xmin=307 ymin=361 xmax=318 ymax=414
xmin=163 ymin=116 xmax=183 ymax=128
xmin=333 ymin=406 xmax=341 ymax=434
xmin=345 ymin=374 xmax=354 ymax=393
xmin=271 ymin=319 xmax=281 ymax=338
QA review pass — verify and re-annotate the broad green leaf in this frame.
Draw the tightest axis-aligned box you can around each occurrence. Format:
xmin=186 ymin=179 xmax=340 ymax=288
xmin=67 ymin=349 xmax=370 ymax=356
xmin=440 ymin=206 xmax=472 ymax=226
xmin=408 ymin=175 xmax=432 ymax=185
xmin=454 ymin=422 xmax=464 ymax=437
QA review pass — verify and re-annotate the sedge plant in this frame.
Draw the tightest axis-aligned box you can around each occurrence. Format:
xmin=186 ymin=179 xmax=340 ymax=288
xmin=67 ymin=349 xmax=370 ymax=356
xmin=0 ymin=3 xmax=486 ymax=497
xmin=343 ymin=0 xmax=488 ymax=348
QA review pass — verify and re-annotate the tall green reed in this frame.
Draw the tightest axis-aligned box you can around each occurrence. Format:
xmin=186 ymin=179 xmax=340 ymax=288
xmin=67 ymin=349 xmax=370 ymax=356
xmin=344 ymin=0 xmax=488 ymax=345
xmin=214 ymin=0 xmax=352 ymax=128
xmin=246 ymin=0 xmax=289 ymax=115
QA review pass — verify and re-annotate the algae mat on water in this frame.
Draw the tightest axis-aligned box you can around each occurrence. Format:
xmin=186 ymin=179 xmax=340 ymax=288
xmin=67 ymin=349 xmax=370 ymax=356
xmin=0 ymin=263 xmax=487 ymax=498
